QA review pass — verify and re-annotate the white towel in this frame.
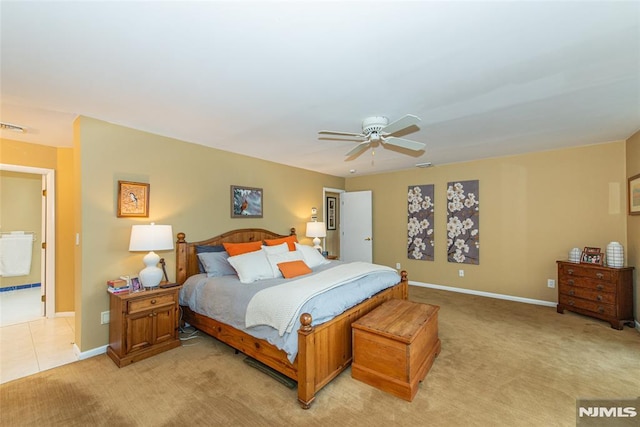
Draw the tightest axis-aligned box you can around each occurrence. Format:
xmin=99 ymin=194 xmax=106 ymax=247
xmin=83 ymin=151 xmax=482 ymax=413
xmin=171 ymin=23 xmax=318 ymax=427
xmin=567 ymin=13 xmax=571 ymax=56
xmin=0 ymin=233 xmax=33 ymax=277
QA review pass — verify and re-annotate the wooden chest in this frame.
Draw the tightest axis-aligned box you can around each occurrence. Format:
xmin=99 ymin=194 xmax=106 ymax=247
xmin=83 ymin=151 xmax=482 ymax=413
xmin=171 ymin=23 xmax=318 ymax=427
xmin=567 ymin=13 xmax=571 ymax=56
xmin=556 ymin=261 xmax=634 ymax=330
xmin=351 ymin=299 xmax=441 ymax=401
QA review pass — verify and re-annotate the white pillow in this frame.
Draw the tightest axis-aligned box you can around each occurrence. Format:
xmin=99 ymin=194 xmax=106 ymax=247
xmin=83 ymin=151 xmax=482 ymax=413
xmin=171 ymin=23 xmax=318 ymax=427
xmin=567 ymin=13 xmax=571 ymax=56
xmin=267 ymin=251 xmax=304 ymax=278
xmin=227 ymin=250 xmax=275 ymax=283
xmin=261 ymin=242 xmax=289 ymax=255
xmin=295 ymin=243 xmax=330 ymax=269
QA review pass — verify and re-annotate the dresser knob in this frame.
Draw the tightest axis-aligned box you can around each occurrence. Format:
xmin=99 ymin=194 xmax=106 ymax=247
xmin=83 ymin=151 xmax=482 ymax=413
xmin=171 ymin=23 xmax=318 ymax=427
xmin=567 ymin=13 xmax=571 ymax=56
xmin=596 ymin=273 xmax=604 ymax=279
xmin=567 ymin=269 xmax=574 ymax=275
xmin=569 ymin=290 xmax=575 ymax=296
xmin=150 ymin=299 xmax=157 ymax=304
xmin=598 ymin=306 xmax=605 ymax=313
xmin=596 ymin=295 xmax=603 ymax=301
xmin=596 ymin=285 xmax=604 ymax=291
xmin=568 ymin=280 xmax=575 ymax=286
xmin=568 ymin=300 xmax=575 ymax=306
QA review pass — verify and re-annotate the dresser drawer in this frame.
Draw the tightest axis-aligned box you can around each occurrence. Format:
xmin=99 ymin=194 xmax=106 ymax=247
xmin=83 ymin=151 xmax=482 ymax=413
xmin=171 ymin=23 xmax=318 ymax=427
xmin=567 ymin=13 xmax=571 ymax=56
xmin=559 ymin=264 xmax=612 ymax=281
xmin=558 ymin=295 xmax=616 ymax=317
xmin=127 ymin=293 xmax=176 ymax=314
xmin=557 ymin=276 xmax=616 ymax=293
xmin=558 ymin=285 xmax=615 ymax=304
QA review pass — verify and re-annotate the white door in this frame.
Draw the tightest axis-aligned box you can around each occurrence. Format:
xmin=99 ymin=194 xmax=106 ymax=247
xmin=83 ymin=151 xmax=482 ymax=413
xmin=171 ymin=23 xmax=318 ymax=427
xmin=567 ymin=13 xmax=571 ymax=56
xmin=340 ymin=190 xmax=372 ymax=262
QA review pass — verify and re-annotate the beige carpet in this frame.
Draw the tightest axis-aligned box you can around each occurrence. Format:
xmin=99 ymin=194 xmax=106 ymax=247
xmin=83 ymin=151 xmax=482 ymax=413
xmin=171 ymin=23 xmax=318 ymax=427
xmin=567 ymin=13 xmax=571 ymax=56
xmin=1 ymin=286 xmax=638 ymax=426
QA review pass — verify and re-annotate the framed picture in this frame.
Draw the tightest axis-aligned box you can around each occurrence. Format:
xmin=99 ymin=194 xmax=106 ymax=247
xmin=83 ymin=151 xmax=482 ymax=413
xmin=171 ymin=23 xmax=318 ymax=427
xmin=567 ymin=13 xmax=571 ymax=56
xmin=117 ymin=181 xmax=150 ymax=218
xmin=326 ymin=196 xmax=337 ymax=230
xmin=231 ymin=185 xmax=263 ymax=218
xmin=581 ymin=247 xmax=603 ymax=265
xmin=628 ymin=173 xmax=640 ymax=215
xmin=130 ymin=276 xmax=142 ymax=292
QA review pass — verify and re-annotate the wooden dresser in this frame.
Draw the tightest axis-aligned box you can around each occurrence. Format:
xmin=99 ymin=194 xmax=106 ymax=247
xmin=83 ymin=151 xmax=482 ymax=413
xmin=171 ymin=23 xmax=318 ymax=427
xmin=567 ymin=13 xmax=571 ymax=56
xmin=556 ymin=261 xmax=634 ymax=330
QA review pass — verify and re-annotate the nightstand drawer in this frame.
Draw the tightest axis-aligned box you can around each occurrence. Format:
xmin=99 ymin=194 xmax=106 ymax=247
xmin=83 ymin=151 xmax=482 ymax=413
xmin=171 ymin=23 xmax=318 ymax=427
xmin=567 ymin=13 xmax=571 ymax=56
xmin=128 ymin=294 xmax=176 ymax=314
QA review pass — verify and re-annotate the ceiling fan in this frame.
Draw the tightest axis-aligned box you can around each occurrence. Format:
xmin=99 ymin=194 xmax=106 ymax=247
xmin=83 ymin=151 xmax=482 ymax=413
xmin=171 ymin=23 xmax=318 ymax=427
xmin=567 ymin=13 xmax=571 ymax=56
xmin=319 ymin=114 xmax=425 ymax=157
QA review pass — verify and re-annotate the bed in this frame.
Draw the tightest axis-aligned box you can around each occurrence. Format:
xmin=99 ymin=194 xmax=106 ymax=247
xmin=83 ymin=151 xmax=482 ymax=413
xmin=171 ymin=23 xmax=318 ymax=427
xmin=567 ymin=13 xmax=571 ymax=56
xmin=176 ymin=227 xmax=408 ymax=408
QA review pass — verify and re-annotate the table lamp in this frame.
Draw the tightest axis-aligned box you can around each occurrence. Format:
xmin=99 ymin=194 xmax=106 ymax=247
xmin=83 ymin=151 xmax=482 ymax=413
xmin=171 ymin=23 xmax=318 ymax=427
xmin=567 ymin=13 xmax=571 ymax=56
xmin=306 ymin=221 xmax=326 ymax=251
xmin=129 ymin=223 xmax=174 ymax=288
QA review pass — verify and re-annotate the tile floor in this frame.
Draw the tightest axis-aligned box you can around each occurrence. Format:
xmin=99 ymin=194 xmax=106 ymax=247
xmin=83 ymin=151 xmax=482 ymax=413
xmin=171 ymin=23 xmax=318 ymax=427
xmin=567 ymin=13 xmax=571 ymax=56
xmin=0 ymin=287 xmax=78 ymax=384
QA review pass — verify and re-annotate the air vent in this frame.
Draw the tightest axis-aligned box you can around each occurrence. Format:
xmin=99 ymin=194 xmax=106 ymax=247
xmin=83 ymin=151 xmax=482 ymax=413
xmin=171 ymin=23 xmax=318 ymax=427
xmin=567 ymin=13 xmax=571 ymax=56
xmin=0 ymin=122 xmax=25 ymax=132
xmin=415 ymin=162 xmax=432 ymax=168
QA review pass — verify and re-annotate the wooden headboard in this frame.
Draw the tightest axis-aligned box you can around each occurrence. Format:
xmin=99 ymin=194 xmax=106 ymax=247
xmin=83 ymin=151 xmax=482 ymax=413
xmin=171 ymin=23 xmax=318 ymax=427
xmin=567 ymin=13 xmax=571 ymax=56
xmin=175 ymin=227 xmax=296 ymax=284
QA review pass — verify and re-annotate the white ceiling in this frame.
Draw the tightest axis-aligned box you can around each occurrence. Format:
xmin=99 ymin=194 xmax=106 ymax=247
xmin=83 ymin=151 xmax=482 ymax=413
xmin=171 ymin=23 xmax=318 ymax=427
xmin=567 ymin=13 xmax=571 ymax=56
xmin=1 ymin=1 xmax=639 ymax=178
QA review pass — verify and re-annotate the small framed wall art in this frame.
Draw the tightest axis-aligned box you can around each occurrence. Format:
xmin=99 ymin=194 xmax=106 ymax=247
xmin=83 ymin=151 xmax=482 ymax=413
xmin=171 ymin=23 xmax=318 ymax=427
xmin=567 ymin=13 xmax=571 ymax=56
xmin=628 ymin=173 xmax=640 ymax=215
xmin=326 ymin=196 xmax=337 ymax=230
xmin=117 ymin=181 xmax=150 ymax=218
xmin=231 ymin=185 xmax=263 ymax=218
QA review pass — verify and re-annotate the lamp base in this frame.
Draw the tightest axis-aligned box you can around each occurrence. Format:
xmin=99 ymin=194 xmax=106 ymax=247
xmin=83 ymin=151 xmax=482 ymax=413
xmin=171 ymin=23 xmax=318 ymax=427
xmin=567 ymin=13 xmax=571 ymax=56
xmin=312 ymin=237 xmax=322 ymax=251
xmin=139 ymin=251 xmax=163 ymax=288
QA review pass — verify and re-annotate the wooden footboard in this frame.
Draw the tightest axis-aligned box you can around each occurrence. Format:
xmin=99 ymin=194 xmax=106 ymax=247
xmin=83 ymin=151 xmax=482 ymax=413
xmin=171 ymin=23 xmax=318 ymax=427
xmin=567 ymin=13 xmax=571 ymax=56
xmin=176 ymin=229 xmax=409 ymax=408
xmin=297 ymin=271 xmax=408 ymax=408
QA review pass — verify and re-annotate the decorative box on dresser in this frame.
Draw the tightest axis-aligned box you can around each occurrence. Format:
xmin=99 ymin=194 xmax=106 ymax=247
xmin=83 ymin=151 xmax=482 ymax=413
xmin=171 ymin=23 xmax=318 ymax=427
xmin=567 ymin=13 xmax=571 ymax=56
xmin=107 ymin=286 xmax=181 ymax=367
xmin=556 ymin=261 xmax=634 ymax=330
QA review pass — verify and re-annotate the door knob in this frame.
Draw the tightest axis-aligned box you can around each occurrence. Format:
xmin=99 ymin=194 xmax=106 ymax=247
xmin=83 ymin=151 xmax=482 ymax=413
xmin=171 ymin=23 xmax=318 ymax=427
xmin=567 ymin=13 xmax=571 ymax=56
xmin=364 ymin=237 xmax=372 ymax=241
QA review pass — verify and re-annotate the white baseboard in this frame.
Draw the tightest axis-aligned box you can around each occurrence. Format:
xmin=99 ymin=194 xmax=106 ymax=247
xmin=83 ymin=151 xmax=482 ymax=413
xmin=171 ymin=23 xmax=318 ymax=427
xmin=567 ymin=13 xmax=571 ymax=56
xmin=55 ymin=311 xmax=74 ymax=318
xmin=74 ymin=343 xmax=108 ymax=360
xmin=409 ymin=280 xmax=557 ymax=307
xmin=636 ymin=320 xmax=640 ymax=332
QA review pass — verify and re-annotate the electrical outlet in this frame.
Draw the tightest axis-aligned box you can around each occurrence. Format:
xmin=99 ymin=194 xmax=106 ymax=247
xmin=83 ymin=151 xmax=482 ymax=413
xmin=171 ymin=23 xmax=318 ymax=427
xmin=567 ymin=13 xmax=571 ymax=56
xmin=396 ymin=262 xmax=401 ymax=269
xmin=459 ymin=269 xmax=464 ymax=277
xmin=547 ymin=279 xmax=556 ymax=288
xmin=101 ymin=311 xmax=110 ymax=324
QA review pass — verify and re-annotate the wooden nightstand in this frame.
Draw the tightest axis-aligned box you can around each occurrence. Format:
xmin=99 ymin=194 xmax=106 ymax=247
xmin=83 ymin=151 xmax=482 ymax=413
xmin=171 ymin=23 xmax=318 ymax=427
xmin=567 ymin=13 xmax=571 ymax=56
xmin=107 ymin=286 xmax=181 ymax=367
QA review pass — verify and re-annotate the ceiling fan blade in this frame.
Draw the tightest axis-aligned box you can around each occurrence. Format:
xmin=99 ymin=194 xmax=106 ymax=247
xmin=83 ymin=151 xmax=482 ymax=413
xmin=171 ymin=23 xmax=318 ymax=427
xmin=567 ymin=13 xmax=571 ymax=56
xmin=381 ymin=114 xmax=421 ymax=135
xmin=345 ymin=141 xmax=371 ymax=157
xmin=383 ymin=136 xmax=426 ymax=151
xmin=318 ymin=130 xmax=366 ymax=138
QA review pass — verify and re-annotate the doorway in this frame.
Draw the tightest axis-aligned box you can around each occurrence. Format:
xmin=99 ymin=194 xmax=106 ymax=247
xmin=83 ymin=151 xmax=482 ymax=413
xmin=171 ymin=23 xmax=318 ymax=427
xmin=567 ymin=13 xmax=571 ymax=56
xmin=0 ymin=164 xmax=55 ymax=322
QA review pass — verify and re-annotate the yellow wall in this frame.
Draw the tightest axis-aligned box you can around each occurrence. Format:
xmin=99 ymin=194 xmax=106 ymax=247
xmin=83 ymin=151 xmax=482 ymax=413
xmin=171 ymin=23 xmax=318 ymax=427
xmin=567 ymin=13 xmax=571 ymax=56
xmin=346 ymin=142 xmax=629 ymax=305
xmin=0 ymin=138 xmax=75 ymax=312
xmin=74 ymin=117 xmax=344 ymax=351
xmin=626 ymin=130 xmax=640 ymax=321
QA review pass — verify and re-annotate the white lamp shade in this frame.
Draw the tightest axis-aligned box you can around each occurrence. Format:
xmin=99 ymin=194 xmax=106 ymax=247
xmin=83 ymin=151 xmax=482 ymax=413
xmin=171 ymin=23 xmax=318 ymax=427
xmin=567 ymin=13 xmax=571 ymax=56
xmin=306 ymin=222 xmax=326 ymax=238
xmin=306 ymin=221 xmax=326 ymax=251
xmin=129 ymin=224 xmax=174 ymax=251
xmin=129 ymin=224 xmax=173 ymax=288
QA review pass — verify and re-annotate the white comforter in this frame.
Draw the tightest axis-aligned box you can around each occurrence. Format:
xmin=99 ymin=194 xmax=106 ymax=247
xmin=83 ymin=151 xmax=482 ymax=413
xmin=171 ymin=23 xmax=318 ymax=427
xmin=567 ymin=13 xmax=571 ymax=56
xmin=245 ymin=262 xmax=396 ymax=335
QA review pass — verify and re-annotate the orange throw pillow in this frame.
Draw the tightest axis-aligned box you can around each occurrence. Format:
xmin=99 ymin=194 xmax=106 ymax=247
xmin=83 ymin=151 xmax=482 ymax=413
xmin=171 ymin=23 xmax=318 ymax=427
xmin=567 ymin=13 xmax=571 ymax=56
xmin=264 ymin=235 xmax=298 ymax=251
xmin=277 ymin=260 xmax=312 ymax=279
xmin=223 ymin=241 xmax=263 ymax=257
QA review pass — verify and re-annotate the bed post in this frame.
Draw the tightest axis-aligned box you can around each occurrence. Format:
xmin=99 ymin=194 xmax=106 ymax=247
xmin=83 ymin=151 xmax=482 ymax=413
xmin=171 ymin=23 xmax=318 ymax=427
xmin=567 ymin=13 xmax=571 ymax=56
xmin=176 ymin=232 xmax=188 ymax=285
xmin=297 ymin=313 xmax=315 ymax=409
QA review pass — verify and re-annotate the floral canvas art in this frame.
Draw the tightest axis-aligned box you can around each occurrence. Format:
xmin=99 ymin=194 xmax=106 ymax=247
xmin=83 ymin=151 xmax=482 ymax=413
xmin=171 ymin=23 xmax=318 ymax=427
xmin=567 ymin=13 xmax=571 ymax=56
xmin=407 ymin=185 xmax=434 ymax=261
xmin=447 ymin=180 xmax=479 ymax=264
